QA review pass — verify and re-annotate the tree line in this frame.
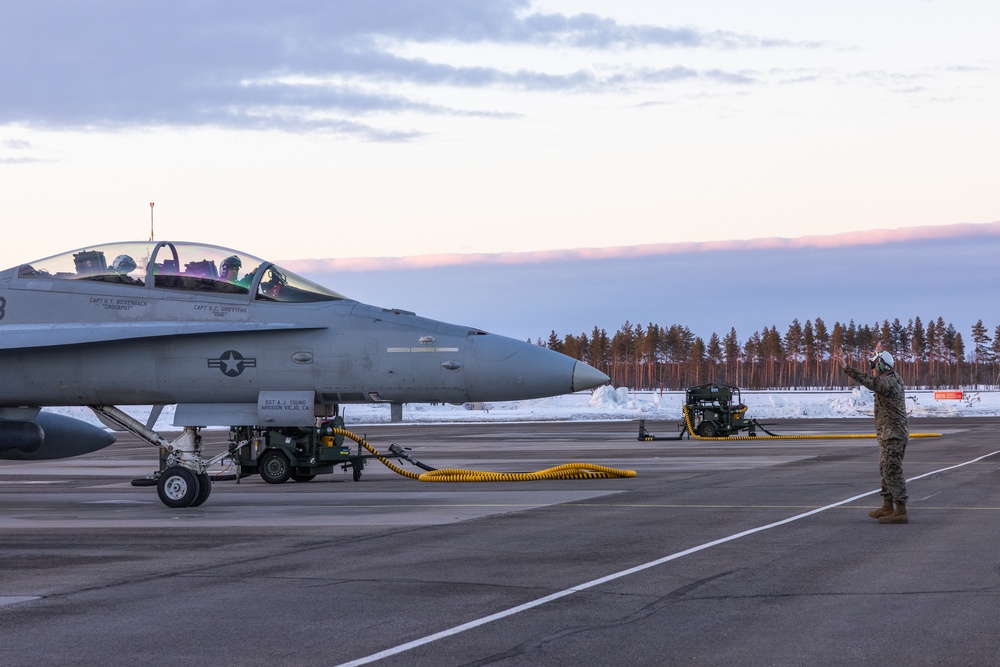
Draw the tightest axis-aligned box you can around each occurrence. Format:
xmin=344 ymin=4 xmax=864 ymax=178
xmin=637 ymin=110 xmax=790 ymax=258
xmin=539 ymin=317 xmax=1000 ymax=390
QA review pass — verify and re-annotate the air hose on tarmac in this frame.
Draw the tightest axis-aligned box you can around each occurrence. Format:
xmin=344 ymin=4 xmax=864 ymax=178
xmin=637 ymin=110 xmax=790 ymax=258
xmin=329 ymin=427 xmax=637 ymax=482
xmin=668 ymin=406 xmax=943 ymax=442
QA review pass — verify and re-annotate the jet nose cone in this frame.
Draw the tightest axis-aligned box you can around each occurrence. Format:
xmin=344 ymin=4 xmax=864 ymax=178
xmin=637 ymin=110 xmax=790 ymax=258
xmin=572 ymin=361 xmax=610 ymax=392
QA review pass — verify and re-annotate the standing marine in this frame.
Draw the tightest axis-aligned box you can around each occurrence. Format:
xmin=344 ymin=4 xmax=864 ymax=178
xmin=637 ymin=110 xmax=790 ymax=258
xmin=839 ymin=344 xmax=910 ymax=524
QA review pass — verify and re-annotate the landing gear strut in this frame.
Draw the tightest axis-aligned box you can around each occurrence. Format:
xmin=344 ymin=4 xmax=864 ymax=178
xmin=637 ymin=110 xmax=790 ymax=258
xmin=90 ymin=405 xmax=228 ymax=508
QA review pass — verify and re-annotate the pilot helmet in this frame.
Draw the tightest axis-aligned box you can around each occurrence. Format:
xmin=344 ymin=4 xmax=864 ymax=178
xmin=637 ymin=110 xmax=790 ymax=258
xmin=111 ymin=254 xmax=137 ymax=274
xmin=221 ymin=255 xmax=242 ymax=274
xmin=869 ymin=350 xmax=894 ymax=373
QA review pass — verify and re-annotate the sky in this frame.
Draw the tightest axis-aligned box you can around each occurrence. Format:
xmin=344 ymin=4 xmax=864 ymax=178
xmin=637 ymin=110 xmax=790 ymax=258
xmin=295 ymin=220 xmax=1000 ymax=343
xmin=2 ymin=1 xmax=998 ymax=273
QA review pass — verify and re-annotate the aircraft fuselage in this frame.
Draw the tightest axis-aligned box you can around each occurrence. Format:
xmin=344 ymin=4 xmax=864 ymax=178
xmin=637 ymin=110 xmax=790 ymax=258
xmin=0 ymin=240 xmax=608 ymax=419
xmin=0 ymin=240 xmax=610 ymax=503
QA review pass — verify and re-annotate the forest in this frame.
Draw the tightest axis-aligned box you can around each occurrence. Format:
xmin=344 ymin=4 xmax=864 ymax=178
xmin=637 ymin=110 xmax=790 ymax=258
xmin=540 ymin=316 xmax=999 ymax=391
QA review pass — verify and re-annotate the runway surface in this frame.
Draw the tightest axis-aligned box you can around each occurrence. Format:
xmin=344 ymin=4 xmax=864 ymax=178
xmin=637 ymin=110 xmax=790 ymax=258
xmin=2 ymin=417 xmax=1000 ymax=666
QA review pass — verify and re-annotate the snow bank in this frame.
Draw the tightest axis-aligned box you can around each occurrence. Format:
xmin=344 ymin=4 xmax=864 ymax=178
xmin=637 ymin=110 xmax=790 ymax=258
xmin=44 ymin=388 xmax=1000 ymax=431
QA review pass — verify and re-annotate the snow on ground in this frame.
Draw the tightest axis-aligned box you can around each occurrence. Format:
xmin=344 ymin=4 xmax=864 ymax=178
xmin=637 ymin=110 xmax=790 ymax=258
xmin=47 ymin=386 xmax=1000 ymax=431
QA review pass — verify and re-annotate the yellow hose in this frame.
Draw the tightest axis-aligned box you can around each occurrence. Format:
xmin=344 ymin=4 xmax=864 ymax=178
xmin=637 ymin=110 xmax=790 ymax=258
xmin=681 ymin=406 xmax=942 ymax=441
xmin=329 ymin=428 xmax=637 ymax=481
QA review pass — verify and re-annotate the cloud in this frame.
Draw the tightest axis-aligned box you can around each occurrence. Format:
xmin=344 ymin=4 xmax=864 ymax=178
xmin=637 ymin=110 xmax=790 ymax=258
xmin=0 ymin=137 xmax=50 ymax=164
xmin=0 ymin=157 xmax=49 ymax=164
xmin=0 ymin=1 xmax=800 ymax=135
xmin=516 ymin=13 xmax=809 ymax=49
xmin=284 ymin=220 xmax=1000 ymax=273
xmin=293 ymin=220 xmax=1000 ymax=342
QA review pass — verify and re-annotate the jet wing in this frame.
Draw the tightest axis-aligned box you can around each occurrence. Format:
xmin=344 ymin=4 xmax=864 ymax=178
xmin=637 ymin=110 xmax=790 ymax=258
xmin=0 ymin=321 xmax=324 ymax=350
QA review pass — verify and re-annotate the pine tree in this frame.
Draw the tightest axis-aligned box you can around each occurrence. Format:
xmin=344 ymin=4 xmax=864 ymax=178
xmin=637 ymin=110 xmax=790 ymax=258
xmin=951 ymin=331 xmax=965 ymax=388
xmin=744 ymin=331 xmax=761 ymax=389
xmin=723 ymin=328 xmax=741 ymax=386
xmin=707 ymin=332 xmax=723 ymax=383
xmin=543 ymin=313 xmax=987 ymax=390
xmin=546 ymin=330 xmax=564 ymax=353
xmin=830 ymin=321 xmax=845 ymax=387
xmin=879 ymin=319 xmax=892 ymax=351
xmin=784 ymin=319 xmax=803 ymax=388
xmin=992 ymin=325 xmax=1000 ymax=386
xmin=911 ymin=317 xmax=926 ymax=385
xmin=845 ymin=320 xmax=858 ymax=360
xmin=971 ymin=319 xmax=991 ymax=388
xmin=803 ymin=320 xmax=816 ymax=388
xmin=687 ymin=337 xmax=706 ymax=385
xmin=814 ymin=317 xmax=830 ymax=387
xmin=893 ymin=318 xmax=909 ymax=370
xmin=926 ymin=319 xmax=939 ymax=385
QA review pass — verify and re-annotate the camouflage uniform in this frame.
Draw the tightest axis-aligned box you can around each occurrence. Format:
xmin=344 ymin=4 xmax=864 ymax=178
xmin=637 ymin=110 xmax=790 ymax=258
xmin=844 ymin=364 xmax=908 ymax=504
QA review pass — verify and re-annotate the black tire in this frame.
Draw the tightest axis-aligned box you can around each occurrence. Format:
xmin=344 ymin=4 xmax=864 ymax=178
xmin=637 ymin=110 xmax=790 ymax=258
xmin=290 ymin=473 xmax=316 ymax=482
xmin=352 ymin=466 xmax=362 ymax=482
xmin=259 ymin=450 xmax=291 ymax=484
xmin=192 ymin=472 xmax=212 ymax=506
xmin=157 ymin=466 xmax=201 ymax=508
xmin=697 ymin=421 xmax=718 ymax=438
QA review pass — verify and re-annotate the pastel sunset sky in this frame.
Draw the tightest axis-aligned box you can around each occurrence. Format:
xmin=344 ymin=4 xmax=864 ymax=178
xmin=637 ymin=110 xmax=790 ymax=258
xmin=2 ymin=1 xmax=997 ymax=269
xmin=2 ymin=2 xmax=996 ymax=343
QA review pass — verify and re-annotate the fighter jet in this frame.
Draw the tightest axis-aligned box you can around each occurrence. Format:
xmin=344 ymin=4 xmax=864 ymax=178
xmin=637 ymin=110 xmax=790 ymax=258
xmin=0 ymin=240 xmax=609 ymax=506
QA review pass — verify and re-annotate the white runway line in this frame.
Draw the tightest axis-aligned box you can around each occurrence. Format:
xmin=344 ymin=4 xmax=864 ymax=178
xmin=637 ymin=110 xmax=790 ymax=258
xmin=335 ymin=449 xmax=1000 ymax=667
xmin=0 ymin=596 xmax=40 ymax=607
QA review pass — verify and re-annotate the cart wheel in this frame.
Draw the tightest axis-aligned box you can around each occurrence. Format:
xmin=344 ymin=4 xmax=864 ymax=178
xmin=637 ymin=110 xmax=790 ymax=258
xmin=353 ymin=467 xmax=362 ymax=482
xmin=259 ymin=450 xmax=291 ymax=484
xmin=698 ymin=421 xmax=718 ymax=438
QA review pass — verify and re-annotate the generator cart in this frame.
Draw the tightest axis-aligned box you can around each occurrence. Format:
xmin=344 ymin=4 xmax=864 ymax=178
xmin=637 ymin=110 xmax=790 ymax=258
xmin=638 ymin=383 xmax=777 ymax=440
xmin=232 ymin=415 xmax=375 ymax=483
xmin=684 ymin=383 xmax=755 ymax=437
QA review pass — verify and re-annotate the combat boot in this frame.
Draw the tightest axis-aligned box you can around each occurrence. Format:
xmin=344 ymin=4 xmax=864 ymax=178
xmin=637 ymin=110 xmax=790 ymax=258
xmin=869 ymin=499 xmax=893 ymax=519
xmin=878 ymin=503 xmax=908 ymax=524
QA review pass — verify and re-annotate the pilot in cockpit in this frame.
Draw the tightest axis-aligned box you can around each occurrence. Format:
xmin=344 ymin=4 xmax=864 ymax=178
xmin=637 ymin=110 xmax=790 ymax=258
xmin=108 ymin=254 xmax=140 ymax=285
xmin=220 ymin=255 xmax=242 ymax=282
xmin=112 ymin=254 xmax=137 ymax=275
xmin=216 ymin=254 xmax=255 ymax=293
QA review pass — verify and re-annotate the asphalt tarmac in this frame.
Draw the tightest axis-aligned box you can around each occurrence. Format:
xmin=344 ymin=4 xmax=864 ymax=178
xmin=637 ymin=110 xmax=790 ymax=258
xmin=2 ymin=417 xmax=999 ymax=666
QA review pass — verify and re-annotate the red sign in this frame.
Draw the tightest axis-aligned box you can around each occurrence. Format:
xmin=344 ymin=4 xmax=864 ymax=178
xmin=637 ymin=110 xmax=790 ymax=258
xmin=934 ymin=391 xmax=963 ymax=400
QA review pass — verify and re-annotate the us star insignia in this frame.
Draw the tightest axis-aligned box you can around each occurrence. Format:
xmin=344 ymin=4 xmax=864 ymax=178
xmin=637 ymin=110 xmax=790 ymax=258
xmin=208 ymin=350 xmax=257 ymax=377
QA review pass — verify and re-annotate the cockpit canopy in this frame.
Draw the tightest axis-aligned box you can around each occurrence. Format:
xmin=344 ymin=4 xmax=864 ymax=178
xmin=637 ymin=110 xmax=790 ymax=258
xmin=17 ymin=241 xmax=345 ymax=303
